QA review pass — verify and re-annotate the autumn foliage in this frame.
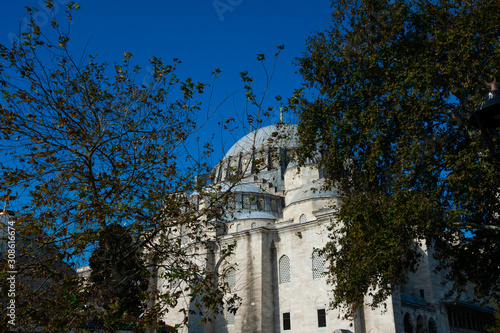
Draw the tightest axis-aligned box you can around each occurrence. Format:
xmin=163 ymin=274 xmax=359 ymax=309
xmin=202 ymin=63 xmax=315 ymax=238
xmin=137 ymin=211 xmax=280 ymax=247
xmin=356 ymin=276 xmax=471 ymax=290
xmin=295 ymin=0 xmax=500 ymax=318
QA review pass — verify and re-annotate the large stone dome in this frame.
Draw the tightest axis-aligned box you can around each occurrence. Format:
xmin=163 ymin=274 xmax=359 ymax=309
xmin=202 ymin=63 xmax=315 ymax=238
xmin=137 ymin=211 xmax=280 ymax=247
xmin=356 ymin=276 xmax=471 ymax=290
xmin=223 ymin=124 xmax=298 ymax=160
xmin=212 ymin=124 xmax=298 ymax=193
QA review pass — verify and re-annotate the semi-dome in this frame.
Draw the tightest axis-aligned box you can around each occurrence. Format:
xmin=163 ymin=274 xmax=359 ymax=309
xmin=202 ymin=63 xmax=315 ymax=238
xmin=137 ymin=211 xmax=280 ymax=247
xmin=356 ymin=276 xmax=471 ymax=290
xmin=223 ymin=124 xmax=298 ymax=160
xmin=289 ymin=180 xmax=339 ymax=205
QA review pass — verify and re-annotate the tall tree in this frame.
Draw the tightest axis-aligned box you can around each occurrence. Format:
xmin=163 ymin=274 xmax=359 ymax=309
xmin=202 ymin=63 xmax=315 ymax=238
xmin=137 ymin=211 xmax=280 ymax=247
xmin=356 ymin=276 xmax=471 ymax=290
xmin=294 ymin=0 xmax=500 ymax=318
xmin=0 ymin=2 xmax=239 ymax=331
xmin=88 ymin=224 xmax=149 ymax=328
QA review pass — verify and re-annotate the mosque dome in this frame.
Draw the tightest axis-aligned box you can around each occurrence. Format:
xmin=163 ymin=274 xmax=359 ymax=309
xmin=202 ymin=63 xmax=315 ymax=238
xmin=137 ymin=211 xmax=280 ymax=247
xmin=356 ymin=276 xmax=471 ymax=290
xmin=212 ymin=124 xmax=299 ymax=187
xmin=223 ymin=124 xmax=298 ymax=160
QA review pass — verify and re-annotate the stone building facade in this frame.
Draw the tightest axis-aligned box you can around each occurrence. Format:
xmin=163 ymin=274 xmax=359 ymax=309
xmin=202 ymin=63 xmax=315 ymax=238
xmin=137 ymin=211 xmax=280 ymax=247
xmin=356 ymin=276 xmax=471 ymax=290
xmin=160 ymin=124 xmax=496 ymax=332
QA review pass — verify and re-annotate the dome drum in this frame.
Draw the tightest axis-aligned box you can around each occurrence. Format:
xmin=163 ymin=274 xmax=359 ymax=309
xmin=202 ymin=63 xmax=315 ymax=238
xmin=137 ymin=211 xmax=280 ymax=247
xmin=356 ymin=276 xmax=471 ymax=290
xmin=229 ymin=192 xmax=284 ymax=220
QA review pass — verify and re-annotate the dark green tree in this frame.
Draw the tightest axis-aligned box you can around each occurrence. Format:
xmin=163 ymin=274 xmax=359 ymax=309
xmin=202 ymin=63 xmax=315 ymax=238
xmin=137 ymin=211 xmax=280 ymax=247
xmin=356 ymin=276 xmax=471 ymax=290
xmin=294 ymin=0 xmax=500 ymax=318
xmin=88 ymin=224 xmax=149 ymax=328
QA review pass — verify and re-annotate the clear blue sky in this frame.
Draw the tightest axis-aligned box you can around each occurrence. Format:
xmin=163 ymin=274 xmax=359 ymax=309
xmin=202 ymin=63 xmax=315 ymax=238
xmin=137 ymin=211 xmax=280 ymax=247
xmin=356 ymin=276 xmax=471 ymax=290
xmin=1 ymin=0 xmax=332 ymax=163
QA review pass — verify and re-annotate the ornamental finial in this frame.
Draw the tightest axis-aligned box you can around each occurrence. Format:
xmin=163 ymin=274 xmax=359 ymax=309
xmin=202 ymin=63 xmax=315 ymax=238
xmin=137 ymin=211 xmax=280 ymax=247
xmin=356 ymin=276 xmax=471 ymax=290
xmin=486 ymin=77 xmax=497 ymax=91
xmin=0 ymin=198 xmax=9 ymax=215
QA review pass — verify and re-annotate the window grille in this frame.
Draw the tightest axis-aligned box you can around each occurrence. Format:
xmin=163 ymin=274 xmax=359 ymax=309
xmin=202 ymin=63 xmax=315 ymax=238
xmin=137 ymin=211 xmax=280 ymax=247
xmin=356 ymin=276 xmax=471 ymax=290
xmin=225 ymin=269 xmax=236 ymax=290
xmin=279 ymin=255 xmax=291 ymax=284
xmin=243 ymin=195 xmax=251 ymax=209
xmin=180 ymin=224 xmax=188 ymax=246
xmin=235 ymin=194 xmax=242 ymax=208
xmin=283 ymin=312 xmax=291 ymax=330
xmin=317 ymin=309 xmax=327 ymax=327
xmin=251 ymin=222 xmax=257 ymax=229
xmin=224 ymin=269 xmax=236 ymax=325
xmin=299 ymin=214 xmax=307 ymax=223
xmin=404 ymin=313 xmax=413 ymax=333
xmin=226 ymin=305 xmax=235 ymax=325
xmin=428 ymin=318 xmax=437 ymax=333
xmin=271 ymin=199 xmax=277 ymax=212
xmin=417 ymin=315 xmax=425 ymax=333
xmin=312 ymin=250 xmax=326 ymax=279
xmin=257 ymin=197 xmax=264 ymax=210
xmin=236 ymin=224 xmax=242 ymax=232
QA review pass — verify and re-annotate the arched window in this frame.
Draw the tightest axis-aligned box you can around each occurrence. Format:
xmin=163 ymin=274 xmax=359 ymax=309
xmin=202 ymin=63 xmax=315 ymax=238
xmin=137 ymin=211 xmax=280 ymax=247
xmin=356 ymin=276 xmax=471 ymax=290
xmin=299 ymin=214 xmax=307 ymax=223
xmin=279 ymin=255 xmax=291 ymax=284
xmin=225 ymin=268 xmax=236 ymax=291
xmin=243 ymin=195 xmax=251 ymax=209
xmin=224 ymin=269 xmax=237 ymax=325
xmin=404 ymin=313 xmax=413 ymax=333
xmin=271 ymin=199 xmax=277 ymax=212
xmin=257 ymin=197 xmax=264 ymax=210
xmin=312 ymin=250 xmax=326 ymax=279
xmin=251 ymin=222 xmax=257 ymax=229
xmin=417 ymin=315 xmax=425 ymax=333
xmin=180 ymin=224 xmax=188 ymax=246
xmin=236 ymin=224 xmax=242 ymax=232
xmin=428 ymin=318 xmax=437 ymax=333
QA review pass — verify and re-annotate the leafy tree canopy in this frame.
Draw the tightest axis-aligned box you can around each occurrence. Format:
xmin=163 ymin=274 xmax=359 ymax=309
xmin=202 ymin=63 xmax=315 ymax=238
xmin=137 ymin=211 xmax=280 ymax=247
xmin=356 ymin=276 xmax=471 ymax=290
xmin=0 ymin=2 xmax=243 ymax=330
xmin=294 ymin=0 xmax=500 ymax=318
